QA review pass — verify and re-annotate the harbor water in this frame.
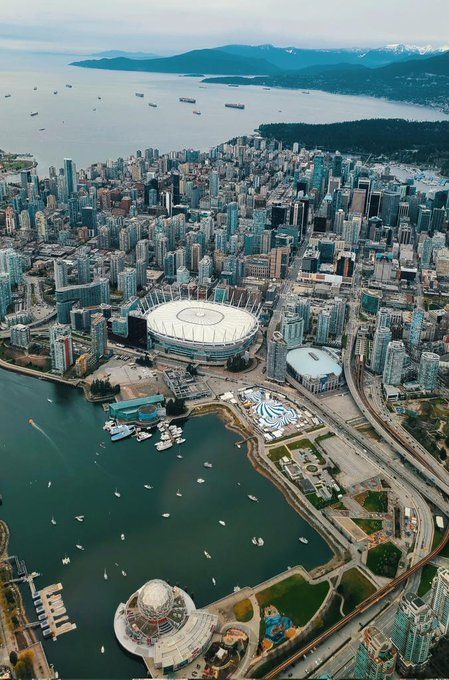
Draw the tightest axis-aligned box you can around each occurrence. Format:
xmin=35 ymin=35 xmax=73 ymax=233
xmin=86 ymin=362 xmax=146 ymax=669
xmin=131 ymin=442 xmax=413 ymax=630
xmin=0 ymin=369 xmax=332 ymax=678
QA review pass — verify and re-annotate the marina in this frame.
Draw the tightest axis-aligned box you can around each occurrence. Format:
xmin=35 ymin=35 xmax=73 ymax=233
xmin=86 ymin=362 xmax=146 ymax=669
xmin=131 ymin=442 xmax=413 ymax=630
xmin=0 ymin=369 xmax=331 ymax=678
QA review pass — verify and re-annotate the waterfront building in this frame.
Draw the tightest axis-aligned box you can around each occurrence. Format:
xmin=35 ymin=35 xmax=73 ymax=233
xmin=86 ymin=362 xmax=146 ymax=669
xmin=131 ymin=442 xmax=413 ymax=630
xmin=267 ymin=331 xmax=288 ymax=383
xmin=382 ymin=340 xmax=406 ymax=386
xmin=391 ymin=592 xmax=435 ymax=672
xmin=49 ymin=323 xmax=73 ymax=374
xmin=354 ymin=626 xmax=396 ymax=680
xmin=10 ymin=323 xmax=30 ymax=349
xmin=0 ymin=273 xmax=11 ymax=320
xmin=91 ymin=313 xmax=108 ymax=361
xmin=418 ymin=352 xmax=440 ymax=391
xmin=430 ymin=567 xmax=449 ymax=634
xmin=114 ymin=579 xmax=218 ymax=673
xmin=371 ymin=326 xmax=392 ymax=374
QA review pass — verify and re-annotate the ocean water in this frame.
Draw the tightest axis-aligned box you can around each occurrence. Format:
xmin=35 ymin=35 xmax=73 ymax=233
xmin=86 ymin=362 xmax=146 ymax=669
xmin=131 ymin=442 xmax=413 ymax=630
xmin=0 ymin=369 xmax=332 ymax=678
xmin=0 ymin=51 xmax=447 ymax=173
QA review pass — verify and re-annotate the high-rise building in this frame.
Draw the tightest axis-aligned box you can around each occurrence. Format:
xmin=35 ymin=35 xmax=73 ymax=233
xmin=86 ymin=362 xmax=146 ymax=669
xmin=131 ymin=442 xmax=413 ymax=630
xmin=280 ymin=313 xmax=304 ymax=349
xmin=0 ymin=273 xmax=11 ymax=321
xmin=198 ymin=255 xmax=213 ymax=285
xmin=354 ymin=627 xmax=396 ymax=680
xmin=267 ymin=331 xmax=288 ymax=382
xmin=316 ymin=309 xmax=331 ymax=345
xmin=371 ymin=326 xmax=392 ymax=374
xmin=430 ymin=567 xmax=449 ymax=634
xmin=391 ymin=592 xmax=435 ymax=672
xmin=209 ymin=170 xmax=219 ymax=199
xmin=10 ymin=324 xmax=31 ymax=349
xmin=383 ymin=340 xmax=406 ymax=386
xmin=54 ymin=259 xmax=68 ymax=290
xmin=77 ymin=255 xmax=91 ymax=284
xmin=418 ymin=352 xmax=440 ymax=391
xmin=226 ymin=202 xmax=239 ymax=238
xmin=49 ymin=323 xmax=73 ymax=374
xmin=63 ymin=158 xmax=77 ymax=197
xmin=409 ymin=308 xmax=425 ymax=350
xmin=118 ymin=268 xmax=137 ymax=301
xmin=91 ymin=313 xmax=108 ymax=361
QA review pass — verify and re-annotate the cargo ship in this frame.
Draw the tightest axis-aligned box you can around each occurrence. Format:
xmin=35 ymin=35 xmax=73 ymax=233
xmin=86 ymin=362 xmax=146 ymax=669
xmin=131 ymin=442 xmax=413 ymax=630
xmin=179 ymin=97 xmax=196 ymax=104
xmin=225 ymin=103 xmax=245 ymax=110
xmin=135 ymin=92 xmax=144 ymax=98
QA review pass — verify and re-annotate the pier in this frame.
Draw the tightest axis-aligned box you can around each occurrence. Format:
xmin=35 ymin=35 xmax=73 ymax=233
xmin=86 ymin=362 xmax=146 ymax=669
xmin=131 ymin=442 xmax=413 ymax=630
xmin=37 ymin=583 xmax=77 ymax=639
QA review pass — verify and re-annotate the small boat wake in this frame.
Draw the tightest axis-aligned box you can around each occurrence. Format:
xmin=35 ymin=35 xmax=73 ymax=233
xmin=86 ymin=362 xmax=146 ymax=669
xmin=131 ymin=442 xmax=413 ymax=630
xmin=28 ymin=418 xmax=69 ymax=469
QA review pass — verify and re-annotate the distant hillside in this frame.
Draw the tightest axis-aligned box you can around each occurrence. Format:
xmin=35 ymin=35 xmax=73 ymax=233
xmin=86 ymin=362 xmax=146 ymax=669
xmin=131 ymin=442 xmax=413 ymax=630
xmin=204 ymin=51 xmax=449 ymax=113
xmin=258 ymin=119 xmax=449 ymax=174
xmin=92 ymin=50 xmax=160 ymax=60
xmin=72 ymin=48 xmax=280 ymax=75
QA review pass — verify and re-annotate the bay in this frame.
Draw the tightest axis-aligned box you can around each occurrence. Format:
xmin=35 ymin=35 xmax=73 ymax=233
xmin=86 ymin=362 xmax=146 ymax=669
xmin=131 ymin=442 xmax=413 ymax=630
xmin=0 ymin=368 xmax=332 ymax=678
xmin=0 ymin=52 xmax=447 ymax=173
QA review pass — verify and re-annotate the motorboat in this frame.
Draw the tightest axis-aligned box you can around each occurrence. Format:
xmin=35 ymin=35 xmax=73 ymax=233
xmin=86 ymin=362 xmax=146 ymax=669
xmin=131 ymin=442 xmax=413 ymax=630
xmin=197 ymin=478 xmax=205 ymax=484
xmin=219 ymin=520 xmax=226 ymax=526
xmin=62 ymin=556 xmax=70 ymax=565
xmin=176 ymin=454 xmax=183 ymax=459
xmin=212 ymin=577 xmax=216 ymax=585
xmin=76 ymin=544 xmax=85 ymax=551
xmin=252 ymin=537 xmax=264 ymax=547
xmin=176 ymin=490 xmax=182 ymax=497
xmin=299 ymin=537 xmax=309 ymax=544
xmin=162 ymin=513 xmax=170 ymax=518
xmin=203 ymin=550 xmax=211 ymax=559
xmin=175 ymin=438 xmax=186 ymax=444
xmin=203 ymin=462 xmax=212 ymax=469
xmin=114 ymin=489 xmax=121 ymax=498
xmin=51 ymin=516 xmax=56 ymax=525
xmin=111 ymin=424 xmax=135 ymax=442
xmin=104 ymin=569 xmax=108 ymax=580
xmin=75 ymin=515 xmax=85 ymax=522
xmin=155 ymin=440 xmax=172 ymax=451
xmin=100 ymin=646 xmax=105 ymax=654
xmin=48 ymin=481 xmax=52 ymax=488
xmin=144 ymin=484 xmax=153 ymax=490
xmin=121 ymin=570 xmax=127 ymax=576
xmin=120 ymin=533 xmax=125 ymax=541
xmin=103 ymin=420 xmax=115 ymax=431
xmin=136 ymin=431 xmax=152 ymax=442
xmin=248 ymin=495 xmax=259 ymax=502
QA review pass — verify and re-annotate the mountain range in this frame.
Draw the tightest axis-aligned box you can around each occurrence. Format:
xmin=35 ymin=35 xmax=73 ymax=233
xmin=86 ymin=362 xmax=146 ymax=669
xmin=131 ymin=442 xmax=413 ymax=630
xmin=72 ymin=42 xmax=449 ymax=74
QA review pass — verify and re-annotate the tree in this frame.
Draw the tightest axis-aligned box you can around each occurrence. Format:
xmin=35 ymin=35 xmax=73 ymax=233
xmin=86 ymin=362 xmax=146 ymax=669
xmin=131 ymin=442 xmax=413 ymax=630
xmin=165 ymin=398 xmax=186 ymax=416
xmin=226 ymin=353 xmax=250 ymax=373
xmin=186 ymin=363 xmax=198 ymax=376
xmin=9 ymin=650 xmax=18 ymax=666
xmin=90 ymin=378 xmax=120 ymax=396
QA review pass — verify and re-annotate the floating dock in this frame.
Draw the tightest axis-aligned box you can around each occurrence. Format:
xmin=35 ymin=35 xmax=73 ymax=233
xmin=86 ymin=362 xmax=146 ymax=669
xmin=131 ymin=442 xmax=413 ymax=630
xmin=35 ymin=583 xmax=77 ymax=639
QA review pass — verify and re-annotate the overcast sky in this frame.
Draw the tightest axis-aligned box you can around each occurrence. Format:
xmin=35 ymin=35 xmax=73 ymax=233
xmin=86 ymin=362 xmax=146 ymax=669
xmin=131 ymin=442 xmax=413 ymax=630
xmin=1 ymin=0 xmax=448 ymax=54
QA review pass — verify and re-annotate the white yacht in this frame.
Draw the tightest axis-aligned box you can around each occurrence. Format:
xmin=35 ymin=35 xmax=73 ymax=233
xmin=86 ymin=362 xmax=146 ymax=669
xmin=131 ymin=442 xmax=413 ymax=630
xmin=248 ymin=495 xmax=259 ymax=502
xmin=175 ymin=437 xmax=186 ymax=444
xmin=162 ymin=513 xmax=170 ymax=518
xmin=114 ymin=489 xmax=121 ymax=498
xmin=219 ymin=520 xmax=226 ymax=526
xmin=51 ymin=516 xmax=56 ymax=525
xmin=203 ymin=550 xmax=212 ymax=559
xmin=212 ymin=577 xmax=216 ymax=586
xmin=75 ymin=515 xmax=85 ymax=522
xmin=144 ymin=484 xmax=153 ymax=490
xmin=203 ymin=462 xmax=213 ymax=469
xmin=252 ymin=537 xmax=264 ymax=547
xmin=197 ymin=478 xmax=205 ymax=484
xmin=176 ymin=490 xmax=182 ymax=497
xmin=100 ymin=646 xmax=105 ymax=654
xmin=104 ymin=569 xmax=108 ymax=580
xmin=121 ymin=570 xmax=127 ymax=577
xmin=155 ymin=440 xmax=173 ymax=451
xmin=76 ymin=544 xmax=85 ymax=551
xmin=136 ymin=431 xmax=152 ymax=442
xmin=299 ymin=537 xmax=309 ymax=544
xmin=120 ymin=533 xmax=125 ymax=541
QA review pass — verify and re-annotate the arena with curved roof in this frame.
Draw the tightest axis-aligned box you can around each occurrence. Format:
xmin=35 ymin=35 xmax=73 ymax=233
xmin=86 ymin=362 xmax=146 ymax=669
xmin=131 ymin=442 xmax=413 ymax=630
xmin=145 ymin=300 xmax=259 ymax=362
xmin=286 ymin=346 xmax=343 ymax=394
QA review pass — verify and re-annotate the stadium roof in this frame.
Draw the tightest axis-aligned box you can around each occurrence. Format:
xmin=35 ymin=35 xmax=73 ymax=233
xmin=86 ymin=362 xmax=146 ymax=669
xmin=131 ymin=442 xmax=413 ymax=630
xmin=146 ymin=300 xmax=258 ymax=345
xmin=287 ymin=347 xmax=342 ymax=379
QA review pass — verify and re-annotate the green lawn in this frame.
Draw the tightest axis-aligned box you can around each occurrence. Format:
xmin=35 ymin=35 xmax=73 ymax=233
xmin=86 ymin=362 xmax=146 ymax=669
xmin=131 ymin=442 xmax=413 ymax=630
xmin=367 ymin=542 xmax=402 ymax=578
xmin=417 ymin=565 xmax=438 ymax=597
xmin=268 ymin=446 xmax=291 ymax=463
xmin=352 ymin=518 xmax=383 ymax=535
xmin=256 ymin=574 xmax=329 ymax=628
xmin=337 ymin=568 xmax=376 ymax=615
xmin=361 ymin=490 xmax=388 ymax=513
xmin=233 ymin=598 xmax=254 ymax=622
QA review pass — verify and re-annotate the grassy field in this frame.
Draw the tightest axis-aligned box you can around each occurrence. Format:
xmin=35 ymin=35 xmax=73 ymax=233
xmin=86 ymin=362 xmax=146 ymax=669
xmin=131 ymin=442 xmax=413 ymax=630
xmin=367 ymin=542 xmax=402 ymax=578
xmin=337 ymin=568 xmax=376 ymax=615
xmin=256 ymin=574 xmax=329 ymax=628
xmin=417 ymin=565 xmax=438 ymax=597
xmin=352 ymin=518 xmax=383 ymax=535
xmin=268 ymin=446 xmax=291 ymax=463
xmin=233 ymin=598 xmax=254 ymax=622
xmin=360 ymin=490 xmax=388 ymax=513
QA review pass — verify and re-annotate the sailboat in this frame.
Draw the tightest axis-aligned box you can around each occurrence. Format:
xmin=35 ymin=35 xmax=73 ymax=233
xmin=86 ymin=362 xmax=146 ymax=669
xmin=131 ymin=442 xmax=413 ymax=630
xmin=219 ymin=520 xmax=226 ymax=526
xmin=51 ymin=516 xmax=56 ymax=525
xmin=203 ymin=550 xmax=212 ymax=559
xmin=176 ymin=454 xmax=183 ymax=459
xmin=121 ymin=570 xmax=127 ymax=577
xmin=212 ymin=577 xmax=216 ymax=586
xmin=48 ymin=481 xmax=52 ymax=488
xmin=100 ymin=646 xmax=105 ymax=654
xmin=76 ymin=544 xmax=85 ymax=551
xmin=176 ymin=490 xmax=182 ymax=497
xmin=103 ymin=569 xmax=108 ymax=581
xmin=144 ymin=484 xmax=153 ymax=490
xmin=114 ymin=489 xmax=121 ymax=498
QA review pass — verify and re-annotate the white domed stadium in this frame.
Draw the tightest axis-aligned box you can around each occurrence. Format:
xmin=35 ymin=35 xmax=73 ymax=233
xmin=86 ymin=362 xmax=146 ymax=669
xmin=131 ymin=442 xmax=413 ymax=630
xmin=145 ymin=299 xmax=259 ymax=362
xmin=114 ymin=578 xmax=218 ymax=673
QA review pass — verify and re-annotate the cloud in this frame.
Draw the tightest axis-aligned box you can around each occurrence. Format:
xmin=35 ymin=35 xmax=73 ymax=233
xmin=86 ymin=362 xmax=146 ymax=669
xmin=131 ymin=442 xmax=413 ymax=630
xmin=0 ymin=0 xmax=448 ymax=53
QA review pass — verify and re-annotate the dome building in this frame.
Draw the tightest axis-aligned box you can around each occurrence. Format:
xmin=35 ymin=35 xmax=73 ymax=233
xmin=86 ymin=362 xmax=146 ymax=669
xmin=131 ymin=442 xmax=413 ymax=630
xmin=286 ymin=346 xmax=343 ymax=394
xmin=114 ymin=579 xmax=218 ymax=673
xmin=145 ymin=299 xmax=259 ymax=363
